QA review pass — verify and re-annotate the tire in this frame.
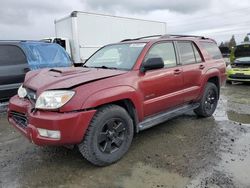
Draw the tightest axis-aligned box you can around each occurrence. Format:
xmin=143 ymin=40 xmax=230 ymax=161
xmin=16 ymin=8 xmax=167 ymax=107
xmin=78 ymin=104 xmax=134 ymax=166
xmin=194 ymin=82 xmax=219 ymax=117
xmin=226 ymin=80 xmax=232 ymax=84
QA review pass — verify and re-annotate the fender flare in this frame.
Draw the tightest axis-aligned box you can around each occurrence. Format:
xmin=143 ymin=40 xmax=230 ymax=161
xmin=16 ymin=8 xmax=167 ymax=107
xmin=82 ymin=85 xmax=144 ymax=121
xmin=198 ymin=67 xmax=221 ymax=100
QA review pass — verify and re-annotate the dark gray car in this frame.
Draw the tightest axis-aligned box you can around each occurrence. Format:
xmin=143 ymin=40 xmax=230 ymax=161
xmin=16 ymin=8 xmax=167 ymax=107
xmin=0 ymin=41 xmax=72 ymax=102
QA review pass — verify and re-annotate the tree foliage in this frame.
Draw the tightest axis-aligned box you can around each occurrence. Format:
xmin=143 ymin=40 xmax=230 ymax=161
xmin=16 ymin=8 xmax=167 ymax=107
xmin=228 ymin=35 xmax=236 ymax=49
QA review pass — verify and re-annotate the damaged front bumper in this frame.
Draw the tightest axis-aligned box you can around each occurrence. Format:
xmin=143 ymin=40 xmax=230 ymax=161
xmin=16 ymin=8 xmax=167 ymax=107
xmin=8 ymin=95 xmax=96 ymax=146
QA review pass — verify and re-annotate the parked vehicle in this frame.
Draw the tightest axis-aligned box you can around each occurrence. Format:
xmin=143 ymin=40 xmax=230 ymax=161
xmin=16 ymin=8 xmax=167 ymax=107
xmin=47 ymin=11 xmax=167 ymax=65
xmin=227 ymin=42 xmax=250 ymax=83
xmin=219 ymin=46 xmax=230 ymax=65
xmin=0 ymin=41 xmax=72 ymax=102
xmin=8 ymin=35 xmax=226 ymax=166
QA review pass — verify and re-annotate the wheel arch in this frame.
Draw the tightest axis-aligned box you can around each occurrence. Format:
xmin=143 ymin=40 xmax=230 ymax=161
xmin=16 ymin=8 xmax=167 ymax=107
xmin=207 ymin=76 xmax=220 ymax=96
xmin=82 ymin=86 xmax=143 ymax=133
xmin=198 ymin=68 xmax=221 ymax=100
xmin=103 ymin=99 xmax=140 ymax=133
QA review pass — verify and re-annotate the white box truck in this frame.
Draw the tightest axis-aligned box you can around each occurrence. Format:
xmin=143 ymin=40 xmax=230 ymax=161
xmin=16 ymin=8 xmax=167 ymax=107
xmin=49 ymin=11 xmax=167 ymax=64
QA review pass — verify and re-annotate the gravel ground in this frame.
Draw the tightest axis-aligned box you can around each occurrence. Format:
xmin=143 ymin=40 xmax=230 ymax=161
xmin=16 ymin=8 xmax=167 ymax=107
xmin=0 ymin=83 xmax=250 ymax=188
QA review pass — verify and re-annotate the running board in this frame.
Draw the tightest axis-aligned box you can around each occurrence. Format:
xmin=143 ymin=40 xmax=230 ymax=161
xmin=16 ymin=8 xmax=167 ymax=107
xmin=138 ymin=103 xmax=200 ymax=131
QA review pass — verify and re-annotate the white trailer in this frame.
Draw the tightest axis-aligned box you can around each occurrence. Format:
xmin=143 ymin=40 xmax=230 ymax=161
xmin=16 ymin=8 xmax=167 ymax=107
xmin=53 ymin=11 xmax=167 ymax=64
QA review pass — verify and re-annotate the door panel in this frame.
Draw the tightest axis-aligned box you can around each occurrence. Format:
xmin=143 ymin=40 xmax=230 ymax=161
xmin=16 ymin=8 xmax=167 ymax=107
xmin=0 ymin=45 xmax=28 ymax=99
xmin=177 ymin=41 xmax=204 ymax=102
xmin=181 ymin=63 xmax=203 ymax=102
xmin=139 ymin=67 xmax=183 ymax=117
xmin=138 ymin=41 xmax=184 ymax=117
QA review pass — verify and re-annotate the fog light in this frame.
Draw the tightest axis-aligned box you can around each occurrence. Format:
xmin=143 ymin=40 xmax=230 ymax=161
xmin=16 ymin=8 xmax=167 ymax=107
xmin=37 ymin=128 xmax=61 ymax=139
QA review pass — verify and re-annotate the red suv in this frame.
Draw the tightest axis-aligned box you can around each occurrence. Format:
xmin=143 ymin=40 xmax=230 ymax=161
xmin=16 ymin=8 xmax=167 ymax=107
xmin=8 ymin=35 xmax=226 ymax=166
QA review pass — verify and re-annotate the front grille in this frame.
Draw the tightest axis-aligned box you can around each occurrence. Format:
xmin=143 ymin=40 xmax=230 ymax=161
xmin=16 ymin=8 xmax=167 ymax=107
xmin=25 ymin=88 xmax=37 ymax=104
xmin=229 ymin=74 xmax=250 ymax=80
xmin=10 ymin=111 xmax=28 ymax=129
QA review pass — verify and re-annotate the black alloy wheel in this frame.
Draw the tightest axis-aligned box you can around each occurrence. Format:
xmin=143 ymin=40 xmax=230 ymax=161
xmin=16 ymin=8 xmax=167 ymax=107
xmin=78 ymin=105 xmax=134 ymax=166
xmin=98 ymin=118 xmax=126 ymax=154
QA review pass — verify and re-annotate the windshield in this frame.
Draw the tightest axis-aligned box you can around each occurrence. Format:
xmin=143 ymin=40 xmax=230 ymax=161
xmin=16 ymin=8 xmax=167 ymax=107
xmin=84 ymin=43 xmax=146 ymax=70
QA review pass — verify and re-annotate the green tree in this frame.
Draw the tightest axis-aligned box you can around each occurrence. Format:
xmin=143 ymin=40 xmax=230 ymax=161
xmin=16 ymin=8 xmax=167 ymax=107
xmin=228 ymin=35 xmax=236 ymax=49
xmin=244 ymin=35 xmax=249 ymax=42
xmin=230 ymin=47 xmax=235 ymax=62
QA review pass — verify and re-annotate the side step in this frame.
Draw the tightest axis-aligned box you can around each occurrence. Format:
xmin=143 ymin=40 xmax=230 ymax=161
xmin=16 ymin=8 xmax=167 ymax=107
xmin=138 ymin=103 xmax=199 ymax=131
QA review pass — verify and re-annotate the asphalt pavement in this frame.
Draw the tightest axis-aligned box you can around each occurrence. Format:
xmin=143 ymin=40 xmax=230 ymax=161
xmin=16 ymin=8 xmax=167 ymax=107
xmin=1 ymin=83 xmax=250 ymax=188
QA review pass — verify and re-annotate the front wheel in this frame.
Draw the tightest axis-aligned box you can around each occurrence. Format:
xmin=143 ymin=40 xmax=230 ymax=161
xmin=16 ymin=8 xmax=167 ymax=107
xmin=78 ymin=105 xmax=134 ymax=166
xmin=194 ymin=82 xmax=219 ymax=117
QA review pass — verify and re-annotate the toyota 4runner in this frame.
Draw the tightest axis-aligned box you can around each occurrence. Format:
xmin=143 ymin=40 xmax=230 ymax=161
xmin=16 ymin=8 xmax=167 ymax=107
xmin=8 ymin=35 xmax=226 ymax=166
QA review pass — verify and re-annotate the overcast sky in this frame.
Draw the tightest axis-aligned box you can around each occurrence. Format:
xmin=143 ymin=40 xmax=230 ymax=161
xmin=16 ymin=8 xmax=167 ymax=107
xmin=0 ymin=0 xmax=249 ymax=44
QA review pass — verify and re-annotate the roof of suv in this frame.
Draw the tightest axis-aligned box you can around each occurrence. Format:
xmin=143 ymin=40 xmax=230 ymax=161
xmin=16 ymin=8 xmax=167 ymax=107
xmin=119 ymin=34 xmax=216 ymax=44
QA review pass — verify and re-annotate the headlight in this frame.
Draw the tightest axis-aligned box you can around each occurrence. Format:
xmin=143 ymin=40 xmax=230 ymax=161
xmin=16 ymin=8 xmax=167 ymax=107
xmin=35 ymin=90 xmax=75 ymax=109
xmin=18 ymin=85 xmax=27 ymax=98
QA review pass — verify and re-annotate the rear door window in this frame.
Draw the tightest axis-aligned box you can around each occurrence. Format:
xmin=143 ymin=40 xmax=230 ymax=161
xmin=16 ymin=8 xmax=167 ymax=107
xmin=177 ymin=42 xmax=196 ymax=65
xmin=201 ymin=42 xmax=222 ymax=60
xmin=0 ymin=45 xmax=27 ymax=66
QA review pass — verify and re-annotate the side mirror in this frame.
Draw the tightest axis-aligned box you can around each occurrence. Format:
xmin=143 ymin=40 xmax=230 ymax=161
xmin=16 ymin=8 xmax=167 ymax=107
xmin=140 ymin=57 xmax=164 ymax=72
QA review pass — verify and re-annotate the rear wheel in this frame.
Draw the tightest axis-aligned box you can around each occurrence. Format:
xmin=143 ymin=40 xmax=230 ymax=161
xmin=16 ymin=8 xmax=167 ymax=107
xmin=194 ymin=82 xmax=219 ymax=117
xmin=78 ymin=105 xmax=134 ymax=166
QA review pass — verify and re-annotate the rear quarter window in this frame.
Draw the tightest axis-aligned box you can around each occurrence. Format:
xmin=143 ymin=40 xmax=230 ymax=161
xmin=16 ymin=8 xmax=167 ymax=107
xmin=0 ymin=45 xmax=27 ymax=66
xmin=201 ymin=42 xmax=222 ymax=60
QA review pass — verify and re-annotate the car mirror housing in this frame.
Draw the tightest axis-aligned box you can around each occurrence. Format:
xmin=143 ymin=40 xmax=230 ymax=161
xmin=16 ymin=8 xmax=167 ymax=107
xmin=140 ymin=57 xmax=164 ymax=72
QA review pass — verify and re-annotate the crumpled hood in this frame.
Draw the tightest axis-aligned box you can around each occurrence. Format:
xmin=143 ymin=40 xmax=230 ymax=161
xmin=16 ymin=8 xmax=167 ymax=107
xmin=24 ymin=67 xmax=127 ymax=92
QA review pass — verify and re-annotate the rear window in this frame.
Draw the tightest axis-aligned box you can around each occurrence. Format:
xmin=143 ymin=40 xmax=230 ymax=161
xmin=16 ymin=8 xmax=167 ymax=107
xmin=0 ymin=45 xmax=26 ymax=66
xmin=201 ymin=42 xmax=222 ymax=60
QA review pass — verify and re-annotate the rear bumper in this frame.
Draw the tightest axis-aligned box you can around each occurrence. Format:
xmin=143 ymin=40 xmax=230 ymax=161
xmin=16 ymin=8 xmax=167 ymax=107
xmin=8 ymin=95 xmax=96 ymax=146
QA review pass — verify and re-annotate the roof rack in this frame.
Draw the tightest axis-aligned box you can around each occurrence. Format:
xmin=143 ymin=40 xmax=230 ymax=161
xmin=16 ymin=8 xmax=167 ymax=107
xmin=160 ymin=34 xmax=206 ymax=39
xmin=120 ymin=35 xmax=162 ymax=42
xmin=120 ymin=34 xmax=213 ymax=43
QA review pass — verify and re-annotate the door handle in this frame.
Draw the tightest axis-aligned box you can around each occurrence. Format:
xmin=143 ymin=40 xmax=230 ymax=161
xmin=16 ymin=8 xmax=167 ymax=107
xmin=173 ymin=69 xmax=181 ymax=75
xmin=199 ymin=64 xmax=205 ymax=70
xmin=24 ymin=68 xmax=30 ymax=73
